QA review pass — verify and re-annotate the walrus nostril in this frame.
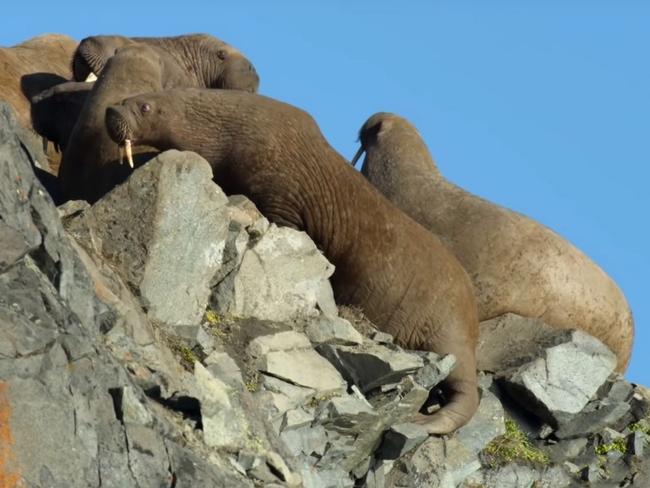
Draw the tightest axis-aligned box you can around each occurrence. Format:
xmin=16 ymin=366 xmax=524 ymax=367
xmin=104 ymin=106 xmax=129 ymax=144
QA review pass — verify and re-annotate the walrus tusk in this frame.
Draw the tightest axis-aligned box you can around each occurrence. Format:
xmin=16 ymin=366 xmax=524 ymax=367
xmin=85 ymin=72 xmax=97 ymax=82
xmin=124 ymin=139 xmax=134 ymax=168
xmin=350 ymin=145 xmax=365 ymax=165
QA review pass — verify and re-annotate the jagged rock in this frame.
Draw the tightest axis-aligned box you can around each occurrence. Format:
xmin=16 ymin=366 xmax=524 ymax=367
xmin=379 ymin=422 xmax=429 ymax=460
xmin=281 ymin=423 xmax=328 ymax=458
xmin=0 ymin=104 xmax=250 ymax=486
xmin=544 ymin=438 xmax=589 ymax=463
xmin=66 ymin=149 xmax=231 ymax=326
xmin=212 ymin=223 xmax=335 ymax=322
xmin=259 ymin=349 xmax=347 ymax=394
xmin=204 ymin=350 xmax=244 ymax=388
xmin=318 ymin=343 xmax=423 ymax=393
xmin=261 ymin=375 xmax=316 ymax=407
xmin=321 ymin=395 xmax=379 ymax=433
xmin=627 ymin=431 xmax=646 ymax=458
xmin=404 ymin=436 xmax=482 ymax=488
xmin=247 ymin=330 xmax=311 ymax=357
xmin=281 ymin=408 xmax=315 ymax=431
xmin=478 ymin=313 xmax=562 ymax=373
xmin=467 ymin=464 xmax=574 ymax=488
xmin=499 ymin=330 xmax=617 ymax=427
xmin=456 ymin=387 xmax=506 ymax=455
xmin=172 ymin=325 xmax=216 ymax=355
xmin=306 ymin=316 xmax=364 ymax=346
xmin=554 ymin=377 xmax=633 ymax=439
xmin=193 ymin=362 xmax=249 ymax=449
xmin=414 ymin=353 xmax=456 ymax=390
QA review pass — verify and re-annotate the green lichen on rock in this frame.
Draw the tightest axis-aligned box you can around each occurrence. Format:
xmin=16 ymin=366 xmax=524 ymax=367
xmin=595 ymin=437 xmax=627 ymax=455
xmin=629 ymin=419 xmax=650 ymax=436
xmin=481 ymin=419 xmax=550 ymax=467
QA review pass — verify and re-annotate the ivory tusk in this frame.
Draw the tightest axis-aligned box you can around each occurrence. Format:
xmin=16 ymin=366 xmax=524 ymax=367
xmin=85 ymin=72 xmax=98 ymax=82
xmin=124 ymin=139 xmax=134 ymax=168
xmin=118 ymin=144 xmax=124 ymax=165
xmin=350 ymin=145 xmax=365 ymax=166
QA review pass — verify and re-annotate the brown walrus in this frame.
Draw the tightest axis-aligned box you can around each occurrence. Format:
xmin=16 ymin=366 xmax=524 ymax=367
xmin=61 ymin=34 xmax=260 ymax=203
xmin=72 ymin=34 xmax=259 ymax=93
xmin=104 ymin=88 xmax=480 ymax=434
xmin=31 ymin=81 xmax=92 ymax=154
xmin=0 ymin=34 xmax=78 ymax=173
xmin=352 ymin=112 xmax=634 ymax=372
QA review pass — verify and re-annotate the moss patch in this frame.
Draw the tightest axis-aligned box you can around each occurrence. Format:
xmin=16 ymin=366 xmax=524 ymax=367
xmin=595 ymin=437 xmax=627 ymax=456
xmin=166 ymin=338 xmax=199 ymax=371
xmin=481 ymin=419 xmax=550 ymax=467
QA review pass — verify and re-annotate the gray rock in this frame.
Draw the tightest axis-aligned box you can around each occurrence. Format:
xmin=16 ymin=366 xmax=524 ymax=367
xmin=248 ymin=330 xmax=311 ymax=357
xmin=406 ymin=436 xmax=481 ymax=488
xmin=627 ymin=431 xmax=646 ymax=458
xmin=261 ymin=375 xmax=316 ymax=405
xmin=281 ymin=423 xmax=328 ymax=458
xmin=544 ymin=437 xmax=589 ymax=463
xmin=500 ymin=330 xmax=617 ymax=426
xmin=66 ymin=150 xmax=230 ymax=326
xmin=471 ymin=464 xmax=575 ymax=488
xmin=306 ymin=315 xmax=364 ymax=346
xmin=414 ymin=353 xmax=457 ymax=390
xmin=318 ymin=343 xmax=423 ymax=393
xmin=193 ymin=362 xmax=249 ymax=449
xmin=259 ymin=349 xmax=347 ymax=394
xmin=281 ymin=408 xmax=315 ymax=431
xmin=204 ymin=350 xmax=244 ymax=388
xmin=478 ymin=313 xmax=566 ymax=373
xmin=554 ymin=377 xmax=633 ymax=439
xmin=321 ymin=395 xmax=379 ymax=434
xmin=456 ymin=387 xmax=506 ymax=455
xmin=379 ymin=422 xmax=429 ymax=460
xmin=213 ymin=223 xmax=335 ymax=322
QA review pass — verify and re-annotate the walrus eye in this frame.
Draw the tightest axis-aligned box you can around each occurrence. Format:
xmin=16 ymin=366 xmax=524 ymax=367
xmin=140 ymin=103 xmax=151 ymax=114
xmin=217 ymin=49 xmax=228 ymax=60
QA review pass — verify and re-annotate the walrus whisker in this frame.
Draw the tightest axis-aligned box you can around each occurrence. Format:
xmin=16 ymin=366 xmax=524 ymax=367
xmin=350 ymin=146 xmax=364 ymax=165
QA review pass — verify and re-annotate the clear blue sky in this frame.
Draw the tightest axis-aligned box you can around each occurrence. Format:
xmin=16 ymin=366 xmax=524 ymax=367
xmin=4 ymin=2 xmax=648 ymax=384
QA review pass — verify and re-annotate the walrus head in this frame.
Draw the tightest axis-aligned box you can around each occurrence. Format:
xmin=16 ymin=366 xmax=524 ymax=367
xmin=105 ymin=93 xmax=183 ymax=168
xmin=351 ymin=112 xmax=440 ymax=183
xmin=72 ymin=35 xmax=134 ymax=82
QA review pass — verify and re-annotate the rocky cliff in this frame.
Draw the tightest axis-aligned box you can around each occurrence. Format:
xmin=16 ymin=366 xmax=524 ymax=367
xmin=0 ymin=102 xmax=648 ymax=487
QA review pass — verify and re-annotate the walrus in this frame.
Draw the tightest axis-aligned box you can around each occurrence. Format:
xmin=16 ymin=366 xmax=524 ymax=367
xmin=104 ymin=88 xmax=480 ymax=434
xmin=61 ymin=34 xmax=260 ymax=203
xmin=31 ymin=81 xmax=92 ymax=154
xmin=351 ymin=112 xmax=634 ymax=372
xmin=72 ymin=34 xmax=259 ymax=93
xmin=0 ymin=34 xmax=78 ymax=173
xmin=58 ymin=45 xmax=173 ymax=202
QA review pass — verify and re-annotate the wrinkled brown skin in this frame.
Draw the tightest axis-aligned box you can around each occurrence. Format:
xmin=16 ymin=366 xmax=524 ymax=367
xmin=104 ymin=88 xmax=480 ymax=434
xmin=62 ymin=34 xmax=259 ymax=203
xmin=31 ymin=81 xmax=92 ymax=154
xmin=72 ymin=34 xmax=259 ymax=93
xmin=59 ymin=44 xmax=197 ymax=202
xmin=0 ymin=34 xmax=78 ymax=173
xmin=355 ymin=113 xmax=634 ymax=372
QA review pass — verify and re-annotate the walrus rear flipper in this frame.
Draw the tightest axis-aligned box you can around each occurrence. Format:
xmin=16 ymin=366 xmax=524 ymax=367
xmin=412 ymin=375 xmax=479 ymax=434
